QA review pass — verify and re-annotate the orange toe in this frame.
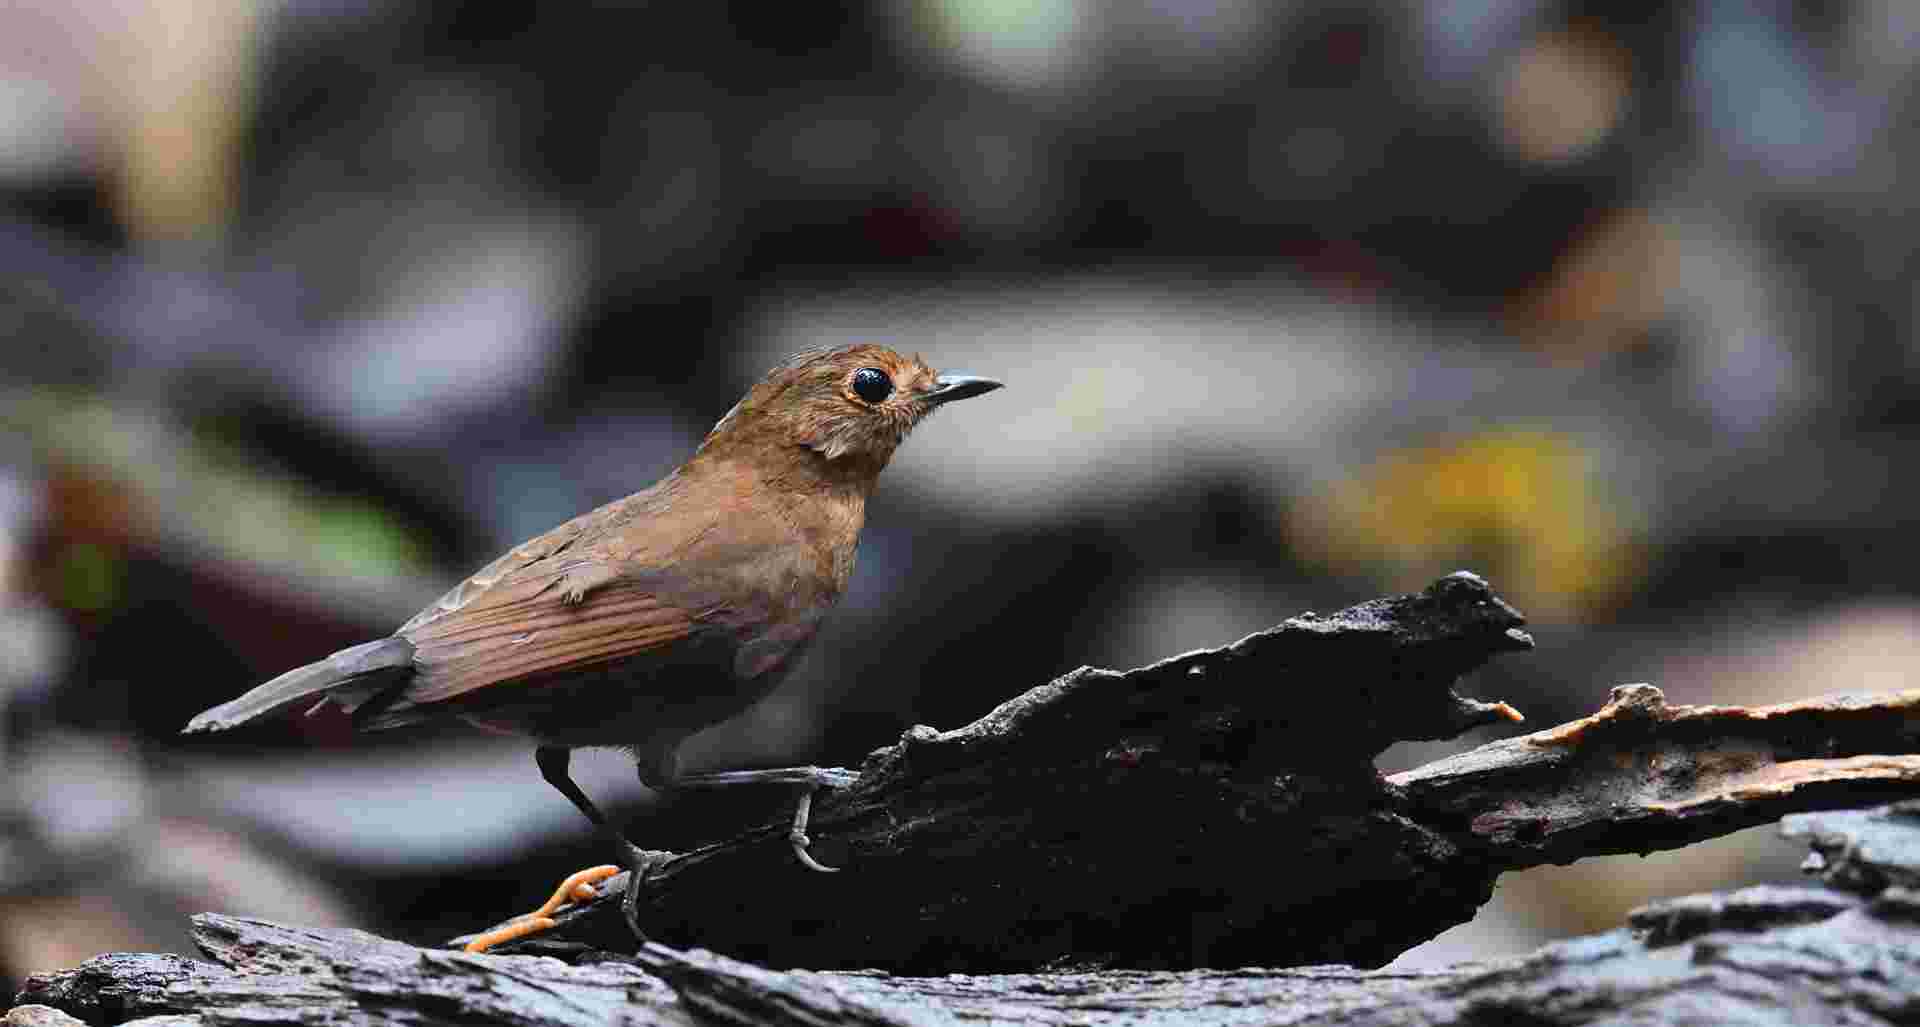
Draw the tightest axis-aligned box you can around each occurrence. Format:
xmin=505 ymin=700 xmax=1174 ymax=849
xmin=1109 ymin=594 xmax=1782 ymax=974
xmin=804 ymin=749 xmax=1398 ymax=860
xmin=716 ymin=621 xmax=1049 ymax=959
xmin=463 ymin=864 xmax=622 ymax=954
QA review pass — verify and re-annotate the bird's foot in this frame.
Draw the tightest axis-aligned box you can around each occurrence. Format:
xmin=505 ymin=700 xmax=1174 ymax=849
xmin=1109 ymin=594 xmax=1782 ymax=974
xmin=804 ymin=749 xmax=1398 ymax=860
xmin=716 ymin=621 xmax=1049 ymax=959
xmin=673 ymin=765 xmax=858 ymax=873
xmin=782 ymin=768 xmax=858 ymax=874
xmin=789 ymin=788 xmax=838 ymax=873
xmin=461 ymin=864 xmax=621 ymax=954
xmin=616 ymin=841 xmax=672 ymax=944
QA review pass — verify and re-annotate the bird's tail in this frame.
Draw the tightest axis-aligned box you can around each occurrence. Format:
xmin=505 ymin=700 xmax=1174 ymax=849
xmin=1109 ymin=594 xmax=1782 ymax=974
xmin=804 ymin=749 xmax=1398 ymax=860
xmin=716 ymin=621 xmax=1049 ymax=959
xmin=182 ymin=637 xmax=415 ymax=733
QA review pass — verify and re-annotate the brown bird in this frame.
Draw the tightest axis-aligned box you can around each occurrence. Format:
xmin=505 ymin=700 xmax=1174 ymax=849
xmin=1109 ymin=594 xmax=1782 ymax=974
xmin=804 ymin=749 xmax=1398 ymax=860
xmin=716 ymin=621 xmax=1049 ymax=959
xmin=183 ymin=345 xmax=1002 ymax=951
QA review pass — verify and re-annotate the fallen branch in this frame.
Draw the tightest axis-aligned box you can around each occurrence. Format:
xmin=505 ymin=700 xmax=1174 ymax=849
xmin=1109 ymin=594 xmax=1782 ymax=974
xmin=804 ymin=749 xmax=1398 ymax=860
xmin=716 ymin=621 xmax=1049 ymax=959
xmin=471 ymin=571 xmax=1538 ymax=970
xmin=426 ymin=573 xmax=1920 ymax=973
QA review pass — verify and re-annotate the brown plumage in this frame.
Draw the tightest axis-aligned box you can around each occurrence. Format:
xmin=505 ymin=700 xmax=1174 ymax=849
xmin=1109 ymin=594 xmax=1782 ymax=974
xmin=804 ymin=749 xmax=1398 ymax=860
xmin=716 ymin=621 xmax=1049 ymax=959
xmin=184 ymin=344 xmax=1002 ymax=950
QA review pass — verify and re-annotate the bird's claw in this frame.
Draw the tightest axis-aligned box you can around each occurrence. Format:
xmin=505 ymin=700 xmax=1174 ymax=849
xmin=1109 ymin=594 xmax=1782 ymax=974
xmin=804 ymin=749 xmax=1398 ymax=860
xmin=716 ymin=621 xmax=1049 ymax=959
xmin=787 ymin=788 xmax=841 ymax=873
xmin=790 ymin=825 xmax=839 ymax=873
xmin=621 ymin=875 xmax=646 ymax=943
xmin=616 ymin=842 xmax=663 ymax=945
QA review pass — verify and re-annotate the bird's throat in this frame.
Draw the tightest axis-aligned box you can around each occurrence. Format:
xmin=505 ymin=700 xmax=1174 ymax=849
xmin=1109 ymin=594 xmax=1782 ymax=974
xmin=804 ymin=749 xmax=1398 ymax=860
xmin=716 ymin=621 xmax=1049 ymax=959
xmin=674 ymin=446 xmax=872 ymax=594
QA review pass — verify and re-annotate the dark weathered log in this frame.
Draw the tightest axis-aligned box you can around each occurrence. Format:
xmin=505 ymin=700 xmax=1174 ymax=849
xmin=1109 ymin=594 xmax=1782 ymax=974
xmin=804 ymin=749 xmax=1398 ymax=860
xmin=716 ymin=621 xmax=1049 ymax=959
xmin=17 ymin=801 xmax=1920 ymax=1026
xmin=472 ymin=571 xmax=1539 ymax=971
xmin=448 ymin=573 xmax=1920 ymax=973
xmin=19 ymin=564 xmax=1920 ymax=1024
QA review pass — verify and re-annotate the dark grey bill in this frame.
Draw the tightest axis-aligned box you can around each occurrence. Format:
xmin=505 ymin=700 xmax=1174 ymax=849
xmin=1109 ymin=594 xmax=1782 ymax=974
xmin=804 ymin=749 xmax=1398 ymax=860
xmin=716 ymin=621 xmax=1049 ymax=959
xmin=924 ymin=374 xmax=1005 ymax=406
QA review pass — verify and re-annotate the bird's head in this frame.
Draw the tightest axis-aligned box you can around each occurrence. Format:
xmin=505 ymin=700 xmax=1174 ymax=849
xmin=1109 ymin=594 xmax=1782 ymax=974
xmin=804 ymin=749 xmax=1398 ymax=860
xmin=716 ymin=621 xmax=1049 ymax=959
xmin=698 ymin=344 xmax=1003 ymax=476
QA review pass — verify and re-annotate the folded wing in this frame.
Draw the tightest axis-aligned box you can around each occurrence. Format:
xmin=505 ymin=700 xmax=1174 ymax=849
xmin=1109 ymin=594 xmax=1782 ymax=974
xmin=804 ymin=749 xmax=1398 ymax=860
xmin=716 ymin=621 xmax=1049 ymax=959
xmin=400 ymin=562 xmax=696 ymax=708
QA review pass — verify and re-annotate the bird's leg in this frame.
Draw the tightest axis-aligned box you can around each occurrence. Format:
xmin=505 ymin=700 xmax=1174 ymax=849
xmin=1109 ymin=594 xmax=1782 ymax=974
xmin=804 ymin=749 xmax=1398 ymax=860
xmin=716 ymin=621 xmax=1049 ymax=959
xmin=544 ymin=745 xmax=677 ymax=945
xmin=671 ymin=765 xmax=859 ymax=873
xmin=463 ymin=747 xmax=656 ymax=953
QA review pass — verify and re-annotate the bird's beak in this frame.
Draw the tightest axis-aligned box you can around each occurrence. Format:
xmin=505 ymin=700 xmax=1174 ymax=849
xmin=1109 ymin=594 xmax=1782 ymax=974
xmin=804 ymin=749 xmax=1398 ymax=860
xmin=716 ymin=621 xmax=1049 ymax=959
xmin=923 ymin=374 xmax=1004 ymax=406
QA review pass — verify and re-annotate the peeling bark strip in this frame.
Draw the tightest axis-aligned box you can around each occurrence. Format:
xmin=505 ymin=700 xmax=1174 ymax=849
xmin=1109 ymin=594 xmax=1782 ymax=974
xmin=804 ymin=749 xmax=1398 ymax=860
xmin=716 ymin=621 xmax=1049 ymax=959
xmin=18 ymin=802 xmax=1920 ymax=1026
xmin=1392 ymin=683 xmax=1920 ymax=864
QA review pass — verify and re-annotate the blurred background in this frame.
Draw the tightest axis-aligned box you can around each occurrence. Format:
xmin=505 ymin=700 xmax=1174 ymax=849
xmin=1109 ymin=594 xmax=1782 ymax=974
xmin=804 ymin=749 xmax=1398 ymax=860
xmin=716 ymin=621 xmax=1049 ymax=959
xmin=4 ymin=0 xmax=1920 ymax=985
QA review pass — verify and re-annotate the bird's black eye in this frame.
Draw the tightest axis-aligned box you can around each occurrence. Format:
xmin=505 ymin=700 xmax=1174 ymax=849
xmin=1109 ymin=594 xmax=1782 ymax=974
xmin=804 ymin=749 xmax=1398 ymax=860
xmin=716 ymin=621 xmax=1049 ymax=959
xmin=851 ymin=367 xmax=893 ymax=404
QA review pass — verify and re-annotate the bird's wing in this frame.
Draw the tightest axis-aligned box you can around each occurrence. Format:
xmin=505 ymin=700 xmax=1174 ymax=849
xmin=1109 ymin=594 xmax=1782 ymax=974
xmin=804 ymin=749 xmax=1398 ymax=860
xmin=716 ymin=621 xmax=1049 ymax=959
xmin=381 ymin=472 xmax=797 ymax=715
xmin=397 ymin=506 xmax=605 ymax=636
xmin=400 ymin=562 xmax=696 ymax=706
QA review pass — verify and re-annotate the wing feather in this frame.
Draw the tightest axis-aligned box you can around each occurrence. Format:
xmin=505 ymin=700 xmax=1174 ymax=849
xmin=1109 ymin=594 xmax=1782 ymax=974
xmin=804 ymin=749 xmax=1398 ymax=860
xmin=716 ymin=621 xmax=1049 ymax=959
xmin=397 ymin=519 xmax=595 ymax=635
xmin=404 ymin=569 xmax=695 ymax=706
